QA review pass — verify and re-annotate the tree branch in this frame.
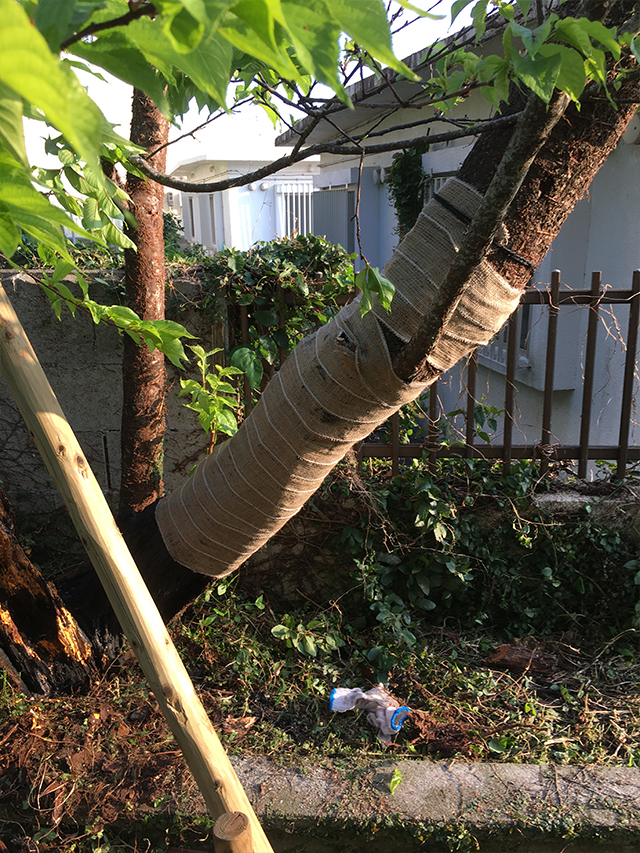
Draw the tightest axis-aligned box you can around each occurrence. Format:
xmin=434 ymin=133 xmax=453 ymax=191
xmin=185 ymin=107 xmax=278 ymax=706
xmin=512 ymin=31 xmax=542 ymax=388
xmin=392 ymin=90 xmax=571 ymax=384
xmin=128 ymin=112 xmax=521 ymax=193
xmin=60 ymin=3 xmax=157 ymax=51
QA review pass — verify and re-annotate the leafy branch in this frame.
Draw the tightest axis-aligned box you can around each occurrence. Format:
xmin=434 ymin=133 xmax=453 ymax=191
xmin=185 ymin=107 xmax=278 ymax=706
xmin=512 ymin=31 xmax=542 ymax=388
xmin=2 ymin=254 xmax=195 ymax=368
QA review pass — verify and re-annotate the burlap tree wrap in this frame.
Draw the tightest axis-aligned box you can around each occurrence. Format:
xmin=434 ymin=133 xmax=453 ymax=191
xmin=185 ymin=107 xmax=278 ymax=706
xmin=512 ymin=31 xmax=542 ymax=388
xmin=155 ymin=178 xmax=522 ymax=576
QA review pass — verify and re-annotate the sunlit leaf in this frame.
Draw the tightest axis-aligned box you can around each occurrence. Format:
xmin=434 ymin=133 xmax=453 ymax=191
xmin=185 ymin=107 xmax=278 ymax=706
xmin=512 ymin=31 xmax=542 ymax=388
xmin=70 ymin=32 xmax=171 ymax=116
xmin=0 ymin=0 xmax=105 ymax=170
xmin=511 ymin=48 xmax=561 ymax=102
xmin=328 ymin=0 xmax=419 ymax=81
xmin=0 ymin=83 xmax=28 ymax=168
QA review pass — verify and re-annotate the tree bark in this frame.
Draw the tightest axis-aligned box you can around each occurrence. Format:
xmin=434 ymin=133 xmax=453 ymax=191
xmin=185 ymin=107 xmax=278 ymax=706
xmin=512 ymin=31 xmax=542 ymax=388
xmin=0 ymin=486 xmax=97 ymax=695
xmin=121 ymin=89 xmax=170 ymax=514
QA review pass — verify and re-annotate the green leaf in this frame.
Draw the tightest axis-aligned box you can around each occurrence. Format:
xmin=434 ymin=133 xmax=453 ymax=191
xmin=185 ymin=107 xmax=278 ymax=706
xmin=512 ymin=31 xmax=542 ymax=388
xmin=253 ymin=309 xmax=279 ymax=326
xmin=0 ymin=149 xmax=94 ymax=257
xmin=516 ymin=0 xmax=532 ymax=17
xmin=0 ymin=203 xmax=20 ymax=258
xmin=216 ymin=406 xmax=239 ymax=436
xmin=159 ymin=1 xmax=206 ymax=52
xmin=511 ymin=49 xmax=561 ymax=102
xmin=0 ymin=83 xmax=28 ymax=167
xmin=218 ymin=0 xmax=299 ymax=80
xmin=0 ymin=0 xmax=105 ymax=170
xmin=510 ymin=15 xmax=555 ymax=58
xmin=70 ymin=32 xmax=171 ymax=116
xmin=451 ymin=0 xmax=474 ymax=26
xmin=128 ymin=17 xmax=232 ymax=109
xmin=329 ymin=0 xmax=419 ymax=81
xmin=539 ymin=44 xmax=586 ymax=103
xmin=280 ymin=0 xmax=343 ymax=96
xmin=32 ymin=0 xmax=77 ymax=52
xmin=579 ymin=18 xmax=620 ymax=60
xmin=302 ymin=634 xmax=317 ymax=657
xmin=230 ymin=345 xmax=263 ymax=388
xmin=583 ymin=46 xmax=606 ymax=87
xmin=82 ymin=196 xmax=104 ymax=231
xmin=470 ymin=0 xmax=490 ymax=41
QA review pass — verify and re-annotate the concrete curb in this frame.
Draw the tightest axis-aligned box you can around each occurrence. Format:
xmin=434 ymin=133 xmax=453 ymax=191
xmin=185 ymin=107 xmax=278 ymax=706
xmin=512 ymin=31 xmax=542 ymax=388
xmin=229 ymin=758 xmax=640 ymax=852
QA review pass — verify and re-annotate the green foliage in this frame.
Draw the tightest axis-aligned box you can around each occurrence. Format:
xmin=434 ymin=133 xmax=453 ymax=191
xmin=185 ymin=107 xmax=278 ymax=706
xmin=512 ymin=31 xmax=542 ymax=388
xmin=389 ymin=767 xmax=403 ymax=794
xmin=174 ymin=234 xmax=355 ymax=395
xmin=386 ymin=146 xmax=427 ymax=238
xmin=178 ymin=344 xmax=244 ymax=446
xmin=327 ymin=453 xmax=639 ymax=641
xmin=271 ymin=613 xmax=346 ymax=658
xmin=354 ymin=264 xmax=395 ymax=316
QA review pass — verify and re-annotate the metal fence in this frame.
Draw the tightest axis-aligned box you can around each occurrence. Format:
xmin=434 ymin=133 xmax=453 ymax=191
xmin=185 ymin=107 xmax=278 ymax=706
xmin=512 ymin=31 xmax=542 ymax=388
xmin=360 ymin=270 xmax=640 ymax=480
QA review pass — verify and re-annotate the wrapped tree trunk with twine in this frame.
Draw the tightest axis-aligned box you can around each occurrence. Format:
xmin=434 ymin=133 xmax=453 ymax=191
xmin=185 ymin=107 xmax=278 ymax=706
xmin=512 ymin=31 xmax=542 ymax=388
xmin=154 ymin=77 xmax=640 ymax=579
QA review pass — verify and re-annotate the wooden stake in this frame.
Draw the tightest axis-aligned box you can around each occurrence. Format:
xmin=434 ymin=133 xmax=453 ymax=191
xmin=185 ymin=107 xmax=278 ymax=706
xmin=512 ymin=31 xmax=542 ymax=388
xmin=0 ymin=283 xmax=273 ymax=853
xmin=214 ymin=811 xmax=253 ymax=852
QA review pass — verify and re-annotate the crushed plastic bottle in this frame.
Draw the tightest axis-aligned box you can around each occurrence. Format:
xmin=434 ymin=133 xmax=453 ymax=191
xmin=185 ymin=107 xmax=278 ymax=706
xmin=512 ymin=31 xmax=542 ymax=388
xmin=329 ymin=684 xmax=411 ymax=745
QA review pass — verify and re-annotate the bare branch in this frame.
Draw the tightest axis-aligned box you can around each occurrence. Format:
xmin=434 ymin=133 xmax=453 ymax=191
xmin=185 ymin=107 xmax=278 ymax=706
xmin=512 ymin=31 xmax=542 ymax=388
xmin=60 ymin=3 xmax=157 ymax=51
xmin=128 ymin=112 xmax=521 ymax=193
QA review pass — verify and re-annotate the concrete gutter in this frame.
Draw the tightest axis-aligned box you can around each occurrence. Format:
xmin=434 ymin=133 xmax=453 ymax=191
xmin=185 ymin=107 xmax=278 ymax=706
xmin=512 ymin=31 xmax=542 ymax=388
xmin=229 ymin=757 xmax=640 ymax=852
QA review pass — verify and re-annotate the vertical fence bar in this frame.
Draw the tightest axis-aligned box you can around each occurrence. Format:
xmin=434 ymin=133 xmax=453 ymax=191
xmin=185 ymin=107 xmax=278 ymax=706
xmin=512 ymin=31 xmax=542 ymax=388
xmin=465 ymin=352 xmax=478 ymax=459
xmin=503 ymin=310 xmax=519 ymax=475
xmin=578 ymin=271 xmax=601 ymax=479
xmin=391 ymin=411 xmax=400 ymax=477
xmin=277 ymin=283 xmax=287 ymax=367
xmin=428 ymin=381 xmax=438 ymax=474
xmin=617 ymin=270 xmax=640 ymax=479
xmin=540 ymin=270 xmax=560 ymax=471
xmin=239 ymin=305 xmax=252 ymax=416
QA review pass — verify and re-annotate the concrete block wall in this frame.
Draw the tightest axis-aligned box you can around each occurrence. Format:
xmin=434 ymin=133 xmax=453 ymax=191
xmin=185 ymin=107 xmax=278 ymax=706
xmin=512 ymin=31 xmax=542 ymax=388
xmin=0 ymin=270 xmax=216 ymax=515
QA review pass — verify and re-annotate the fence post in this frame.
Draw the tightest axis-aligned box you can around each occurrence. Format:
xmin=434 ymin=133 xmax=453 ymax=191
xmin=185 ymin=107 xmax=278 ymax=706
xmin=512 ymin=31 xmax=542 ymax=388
xmin=540 ymin=270 xmax=560 ymax=471
xmin=465 ymin=352 xmax=478 ymax=460
xmin=391 ymin=412 xmax=400 ymax=477
xmin=503 ymin=309 xmax=519 ymax=475
xmin=428 ymin=382 xmax=438 ymax=474
xmin=578 ymin=271 xmax=601 ymax=479
xmin=239 ymin=304 xmax=252 ymax=416
xmin=617 ymin=270 xmax=640 ymax=479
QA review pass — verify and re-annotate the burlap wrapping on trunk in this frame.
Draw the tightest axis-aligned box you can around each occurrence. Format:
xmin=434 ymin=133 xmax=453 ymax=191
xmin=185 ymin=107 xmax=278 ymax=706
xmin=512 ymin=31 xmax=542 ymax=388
xmin=156 ymin=178 xmax=522 ymax=576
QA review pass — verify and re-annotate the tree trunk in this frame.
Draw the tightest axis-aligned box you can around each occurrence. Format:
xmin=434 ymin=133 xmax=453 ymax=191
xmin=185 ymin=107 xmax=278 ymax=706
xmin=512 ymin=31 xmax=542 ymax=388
xmin=154 ymin=76 xmax=640 ymax=579
xmin=121 ymin=89 xmax=170 ymax=514
xmin=0 ymin=486 xmax=98 ymax=695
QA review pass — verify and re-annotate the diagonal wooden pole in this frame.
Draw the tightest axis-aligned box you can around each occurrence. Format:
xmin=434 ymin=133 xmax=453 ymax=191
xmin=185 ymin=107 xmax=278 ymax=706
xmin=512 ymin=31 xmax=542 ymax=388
xmin=0 ymin=282 xmax=273 ymax=853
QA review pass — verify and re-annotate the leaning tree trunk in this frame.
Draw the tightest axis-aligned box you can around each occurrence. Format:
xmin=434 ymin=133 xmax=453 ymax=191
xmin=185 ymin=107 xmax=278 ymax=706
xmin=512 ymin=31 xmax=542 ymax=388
xmin=120 ymin=89 xmax=170 ymax=514
xmin=154 ymin=76 xmax=640 ymax=579
xmin=2 ymin=60 xmax=639 ymax=691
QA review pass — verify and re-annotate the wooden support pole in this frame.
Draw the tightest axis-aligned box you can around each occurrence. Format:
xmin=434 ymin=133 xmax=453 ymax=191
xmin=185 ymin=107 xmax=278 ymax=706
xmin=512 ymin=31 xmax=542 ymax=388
xmin=0 ymin=284 xmax=273 ymax=853
xmin=214 ymin=811 xmax=253 ymax=853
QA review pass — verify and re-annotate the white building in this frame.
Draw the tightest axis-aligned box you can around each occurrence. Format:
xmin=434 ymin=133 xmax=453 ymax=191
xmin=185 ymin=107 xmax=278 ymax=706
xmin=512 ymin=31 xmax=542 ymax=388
xmin=165 ymin=108 xmax=319 ymax=251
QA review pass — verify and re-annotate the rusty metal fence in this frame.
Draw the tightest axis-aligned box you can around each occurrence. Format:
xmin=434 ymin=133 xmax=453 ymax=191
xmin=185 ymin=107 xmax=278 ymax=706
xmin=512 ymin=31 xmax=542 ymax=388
xmin=359 ymin=270 xmax=640 ymax=480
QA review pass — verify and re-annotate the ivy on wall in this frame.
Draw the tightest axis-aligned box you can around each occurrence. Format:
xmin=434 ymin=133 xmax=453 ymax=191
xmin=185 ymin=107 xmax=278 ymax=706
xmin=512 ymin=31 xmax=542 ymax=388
xmin=386 ymin=145 xmax=428 ymax=239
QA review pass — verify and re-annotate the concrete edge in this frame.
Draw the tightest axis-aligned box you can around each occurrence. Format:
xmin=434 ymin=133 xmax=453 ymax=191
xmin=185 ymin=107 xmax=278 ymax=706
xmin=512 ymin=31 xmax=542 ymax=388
xmin=228 ymin=757 xmax=640 ymax=852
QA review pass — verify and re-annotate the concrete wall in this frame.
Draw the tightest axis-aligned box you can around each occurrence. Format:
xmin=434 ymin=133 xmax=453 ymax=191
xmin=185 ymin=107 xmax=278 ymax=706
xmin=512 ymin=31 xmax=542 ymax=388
xmin=0 ymin=271 xmax=217 ymax=514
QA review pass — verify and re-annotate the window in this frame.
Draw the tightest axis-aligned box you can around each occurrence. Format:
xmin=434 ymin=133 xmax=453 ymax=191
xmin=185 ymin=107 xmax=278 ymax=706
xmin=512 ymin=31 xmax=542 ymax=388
xmin=276 ymin=182 xmax=314 ymax=237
